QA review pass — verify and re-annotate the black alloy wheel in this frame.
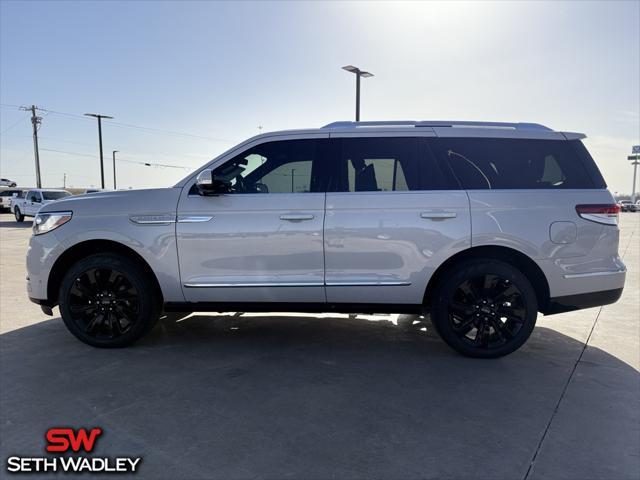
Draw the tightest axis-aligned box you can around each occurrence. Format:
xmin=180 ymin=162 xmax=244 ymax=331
xmin=448 ymin=274 xmax=525 ymax=349
xmin=67 ymin=267 xmax=140 ymax=339
xmin=59 ymin=253 xmax=160 ymax=347
xmin=431 ymin=260 xmax=537 ymax=358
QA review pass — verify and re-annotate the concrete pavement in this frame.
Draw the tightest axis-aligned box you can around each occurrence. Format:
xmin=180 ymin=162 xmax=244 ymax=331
xmin=1 ymin=212 xmax=638 ymax=479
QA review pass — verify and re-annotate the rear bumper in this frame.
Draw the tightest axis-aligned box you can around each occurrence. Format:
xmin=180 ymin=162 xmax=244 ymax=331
xmin=543 ymin=287 xmax=623 ymax=315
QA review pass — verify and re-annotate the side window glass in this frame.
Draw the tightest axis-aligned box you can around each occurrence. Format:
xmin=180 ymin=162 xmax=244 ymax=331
xmin=212 ymin=139 xmax=320 ymax=194
xmin=338 ymin=138 xmax=419 ymax=192
xmin=430 ymin=138 xmax=595 ymax=190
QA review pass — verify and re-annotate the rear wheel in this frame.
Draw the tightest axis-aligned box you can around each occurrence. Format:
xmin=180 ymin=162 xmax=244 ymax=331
xmin=58 ymin=253 xmax=160 ymax=347
xmin=431 ymin=260 xmax=537 ymax=358
xmin=14 ymin=207 xmax=24 ymax=222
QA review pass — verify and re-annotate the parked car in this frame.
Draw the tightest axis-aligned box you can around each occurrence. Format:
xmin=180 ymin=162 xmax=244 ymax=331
xmin=13 ymin=188 xmax=72 ymax=222
xmin=26 ymin=120 xmax=626 ymax=357
xmin=0 ymin=178 xmax=17 ymax=187
xmin=0 ymin=189 xmax=23 ymax=211
xmin=618 ymin=200 xmax=637 ymax=212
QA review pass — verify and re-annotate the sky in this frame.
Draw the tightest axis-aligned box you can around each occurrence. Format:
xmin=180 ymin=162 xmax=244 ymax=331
xmin=1 ymin=0 xmax=639 ymax=193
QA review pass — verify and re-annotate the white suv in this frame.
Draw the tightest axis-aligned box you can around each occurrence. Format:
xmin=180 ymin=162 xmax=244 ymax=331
xmin=25 ymin=121 xmax=625 ymax=357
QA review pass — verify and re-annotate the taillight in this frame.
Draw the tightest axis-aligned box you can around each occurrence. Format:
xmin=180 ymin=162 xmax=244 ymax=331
xmin=575 ymin=204 xmax=620 ymax=226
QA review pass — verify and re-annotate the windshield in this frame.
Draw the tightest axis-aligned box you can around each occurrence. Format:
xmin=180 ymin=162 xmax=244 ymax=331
xmin=42 ymin=191 xmax=71 ymax=200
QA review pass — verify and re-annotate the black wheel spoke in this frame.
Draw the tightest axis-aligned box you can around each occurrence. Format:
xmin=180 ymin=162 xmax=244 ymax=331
xmin=66 ymin=266 xmax=139 ymax=340
xmin=448 ymin=272 xmax=527 ymax=351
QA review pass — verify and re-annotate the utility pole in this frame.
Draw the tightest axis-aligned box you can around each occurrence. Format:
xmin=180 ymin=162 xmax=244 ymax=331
xmin=20 ymin=105 xmax=43 ymax=188
xmin=84 ymin=113 xmax=114 ymax=189
xmin=112 ymin=150 xmax=119 ymax=189
xmin=63 ymin=173 xmax=66 ymax=189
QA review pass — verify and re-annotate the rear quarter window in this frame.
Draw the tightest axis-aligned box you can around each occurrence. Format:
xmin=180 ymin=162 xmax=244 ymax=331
xmin=429 ymin=138 xmax=597 ymax=189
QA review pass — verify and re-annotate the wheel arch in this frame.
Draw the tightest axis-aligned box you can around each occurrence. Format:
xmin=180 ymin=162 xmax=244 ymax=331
xmin=47 ymin=239 xmax=164 ymax=306
xmin=423 ymin=245 xmax=550 ymax=312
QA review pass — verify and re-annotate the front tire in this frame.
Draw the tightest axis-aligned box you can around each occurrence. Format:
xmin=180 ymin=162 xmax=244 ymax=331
xmin=58 ymin=253 xmax=161 ymax=347
xmin=14 ymin=207 xmax=24 ymax=222
xmin=431 ymin=259 xmax=537 ymax=358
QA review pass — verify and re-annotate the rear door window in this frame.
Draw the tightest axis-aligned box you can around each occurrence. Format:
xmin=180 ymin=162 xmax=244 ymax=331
xmin=330 ymin=137 xmax=453 ymax=192
xmin=429 ymin=138 xmax=597 ymax=189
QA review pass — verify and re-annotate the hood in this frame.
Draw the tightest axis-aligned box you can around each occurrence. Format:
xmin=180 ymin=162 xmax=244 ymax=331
xmin=39 ymin=187 xmax=183 ymax=217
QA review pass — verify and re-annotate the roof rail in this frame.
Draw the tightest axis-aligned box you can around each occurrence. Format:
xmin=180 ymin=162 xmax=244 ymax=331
xmin=322 ymin=120 xmax=552 ymax=131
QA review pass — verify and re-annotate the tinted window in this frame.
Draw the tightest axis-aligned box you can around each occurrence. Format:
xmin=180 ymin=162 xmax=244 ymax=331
xmin=212 ymin=139 xmax=327 ymax=194
xmin=429 ymin=138 xmax=596 ymax=189
xmin=332 ymin=137 xmax=450 ymax=192
xmin=42 ymin=191 xmax=71 ymax=200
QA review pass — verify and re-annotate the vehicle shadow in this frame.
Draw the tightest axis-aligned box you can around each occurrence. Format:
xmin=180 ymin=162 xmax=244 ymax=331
xmin=0 ymin=218 xmax=31 ymax=228
xmin=0 ymin=313 xmax=637 ymax=479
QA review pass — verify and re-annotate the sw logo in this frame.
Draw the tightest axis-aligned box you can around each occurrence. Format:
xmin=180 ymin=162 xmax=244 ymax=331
xmin=5 ymin=427 xmax=142 ymax=474
xmin=46 ymin=427 xmax=103 ymax=452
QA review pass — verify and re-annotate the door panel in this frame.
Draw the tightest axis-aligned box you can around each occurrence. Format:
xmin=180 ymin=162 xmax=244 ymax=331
xmin=324 ymin=191 xmax=470 ymax=304
xmin=324 ymin=135 xmax=471 ymax=304
xmin=177 ymin=193 xmax=325 ymax=302
xmin=176 ymin=137 xmax=329 ymax=303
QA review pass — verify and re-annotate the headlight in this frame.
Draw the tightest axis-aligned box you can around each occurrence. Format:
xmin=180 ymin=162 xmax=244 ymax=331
xmin=33 ymin=211 xmax=73 ymax=236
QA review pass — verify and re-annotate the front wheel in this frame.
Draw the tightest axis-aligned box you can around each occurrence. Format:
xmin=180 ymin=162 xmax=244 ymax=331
xmin=431 ymin=260 xmax=537 ymax=358
xmin=58 ymin=253 xmax=161 ymax=347
xmin=14 ymin=207 xmax=24 ymax=222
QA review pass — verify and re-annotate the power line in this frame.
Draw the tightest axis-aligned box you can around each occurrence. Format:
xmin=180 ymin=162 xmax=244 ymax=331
xmin=39 ymin=147 xmax=196 ymax=170
xmin=0 ymin=115 xmax=30 ymax=136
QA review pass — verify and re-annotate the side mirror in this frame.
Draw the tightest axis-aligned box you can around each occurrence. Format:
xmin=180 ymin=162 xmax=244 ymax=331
xmin=196 ymin=170 xmax=231 ymax=195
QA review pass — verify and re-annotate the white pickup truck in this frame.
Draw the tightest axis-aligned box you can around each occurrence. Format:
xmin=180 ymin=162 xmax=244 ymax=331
xmin=0 ymin=189 xmax=24 ymax=212
xmin=13 ymin=189 xmax=72 ymax=222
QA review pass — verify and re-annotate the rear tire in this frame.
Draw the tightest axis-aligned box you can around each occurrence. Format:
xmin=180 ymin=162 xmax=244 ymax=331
xmin=14 ymin=207 xmax=24 ymax=222
xmin=431 ymin=259 xmax=537 ymax=358
xmin=58 ymin=253 xmax=161 ymax=347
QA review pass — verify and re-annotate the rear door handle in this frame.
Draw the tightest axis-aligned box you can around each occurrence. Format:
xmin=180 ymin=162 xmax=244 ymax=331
xmin=420 ymin=211 xmax=457 ymax=219
xmin=280 ymin=214 xmax=315 ymax=221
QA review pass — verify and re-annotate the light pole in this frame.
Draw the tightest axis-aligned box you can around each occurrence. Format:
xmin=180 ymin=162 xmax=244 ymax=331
xmin=84 ymin=113 xmax=114 ymax=189
xmin=112 ymin=150 xmax=119 ymax=190
xmin=629 ymin=148 xmax=640 ymax=203
xmin=342 ymin=65 xmax=374 ymax=121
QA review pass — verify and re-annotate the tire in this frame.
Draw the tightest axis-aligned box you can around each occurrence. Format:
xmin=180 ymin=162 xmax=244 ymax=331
xmin=430 ymin=259 xmax=537 ymax=358
xmin=58 ymin=253 xmax=161 ymax=347
xmin=14 ymin=207 xmax=24 ymax=222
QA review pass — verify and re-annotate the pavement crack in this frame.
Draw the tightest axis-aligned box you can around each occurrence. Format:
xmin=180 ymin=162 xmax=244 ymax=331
xmin=523 ymin=306 xmax=603 ymax=480
xmin=524 ymin=222 xmax=637 ymax=479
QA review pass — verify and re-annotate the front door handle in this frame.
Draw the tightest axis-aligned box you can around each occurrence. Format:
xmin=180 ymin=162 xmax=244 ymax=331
xmin=280 ymin=214 xmax=315 ymax=221
xmin=420 ymin=211 xmax=457 ymax=219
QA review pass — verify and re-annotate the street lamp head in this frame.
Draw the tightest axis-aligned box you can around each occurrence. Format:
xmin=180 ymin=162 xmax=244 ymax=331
xmin=342 ymin=65 xmax=374 ymax=77
xmin=84 ymin=113 xmax=114 ymax=119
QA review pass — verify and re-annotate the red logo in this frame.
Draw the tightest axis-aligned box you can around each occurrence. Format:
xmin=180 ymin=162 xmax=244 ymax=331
xmin=46 ymin=428 xmax=103 ymax=453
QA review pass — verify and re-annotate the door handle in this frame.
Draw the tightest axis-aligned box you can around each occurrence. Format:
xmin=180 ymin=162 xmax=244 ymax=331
xmin=280 ymin=214 xmax=315 ymax=221
xmin=420 ymin=211 xmax=457 ymax=219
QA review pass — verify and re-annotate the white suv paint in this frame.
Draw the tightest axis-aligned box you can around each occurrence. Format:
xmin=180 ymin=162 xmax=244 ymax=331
xmin=25 ymin=121 xmax=626 ymax=357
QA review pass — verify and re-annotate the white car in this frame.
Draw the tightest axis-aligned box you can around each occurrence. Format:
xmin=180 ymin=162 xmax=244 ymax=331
xmin=0 ymin=178 xmax=17 ymax=187
xmin=12 ymin=189 xmax=72 ymax=222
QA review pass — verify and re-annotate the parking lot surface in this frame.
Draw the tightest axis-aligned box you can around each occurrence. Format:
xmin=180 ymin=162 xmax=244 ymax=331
xmin=1 ymin=212 xmax=638 ymax=479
